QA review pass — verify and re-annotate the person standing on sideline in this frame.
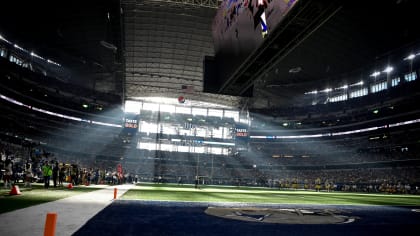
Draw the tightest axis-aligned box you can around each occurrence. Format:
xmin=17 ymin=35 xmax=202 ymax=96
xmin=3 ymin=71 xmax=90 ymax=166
xmin=134 ymin=174 xmax=138 ymax=184
xmin=195 ymin=176 xmax=199 ymax=189
xmin=42 ymin=161 xmax=52 ymax=189
xmin=24 ymin=161 xmax=33 ymax=188
xmin=59 ymin=165 xmax=65 ymax=186
xmin=52 ymin=162 xmax=59 ymax=188
xmin=3 ymin=158 xmax=13 ymax=189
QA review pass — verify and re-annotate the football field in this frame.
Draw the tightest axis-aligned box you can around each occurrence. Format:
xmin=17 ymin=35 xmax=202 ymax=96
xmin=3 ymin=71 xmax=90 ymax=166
xmin=75 ymin=183 xmax=420 ymax=236
xmin=2 ymin=183 xmax=420 ymax=235
xmin=122 ymin=183 xmax=420 ymax=206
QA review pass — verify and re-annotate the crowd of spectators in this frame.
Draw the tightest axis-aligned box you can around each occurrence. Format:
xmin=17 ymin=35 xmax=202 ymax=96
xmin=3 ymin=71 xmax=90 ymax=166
xmin=0 ymin=139 xmax=128 ymax=189
xmin=113 ymin=146 xmax=420 ymax=194
xmin=250 ymin=79 xmax=420 ymax=130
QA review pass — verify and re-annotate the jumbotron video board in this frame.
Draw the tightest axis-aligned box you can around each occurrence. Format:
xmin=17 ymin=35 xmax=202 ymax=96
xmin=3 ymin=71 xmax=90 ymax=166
xmin=205 ymin=0 xmax=299 ymax=95
xmin=212 ymin=0 xmax=298 ymax=53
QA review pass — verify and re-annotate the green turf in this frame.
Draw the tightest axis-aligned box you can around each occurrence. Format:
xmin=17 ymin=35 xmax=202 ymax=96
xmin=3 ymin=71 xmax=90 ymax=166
xmin=2 ymin=182 xmax=419 ymax=215
xmin=122 ymin=183 xmax=420 ymax=206
xmin=0 ymin=183 xmax=102 ymax=214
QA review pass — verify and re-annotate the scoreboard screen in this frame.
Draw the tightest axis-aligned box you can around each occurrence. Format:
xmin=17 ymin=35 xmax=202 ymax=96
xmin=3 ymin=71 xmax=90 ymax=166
xmin=235 ymin=124 xmax=249 ymax=153
xmin=123 ymin=115 xmax=139 ymax=133
xmin=124 ymin=118 xmax=138 ymax=129
xmin=235 ymin=124 xmax=249 ymax=152
xmin=235 ymin=128 xmax=249 ymax=138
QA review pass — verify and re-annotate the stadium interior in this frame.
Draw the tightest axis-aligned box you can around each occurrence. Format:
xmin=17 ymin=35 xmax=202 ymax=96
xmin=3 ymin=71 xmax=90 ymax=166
xmin=1 ymin=0 xmax=420 ymax=195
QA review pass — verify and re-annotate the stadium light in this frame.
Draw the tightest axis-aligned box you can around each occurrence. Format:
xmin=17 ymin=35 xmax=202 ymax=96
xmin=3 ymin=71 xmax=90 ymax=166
xmin=0 ymin=34 xmax=11 ymax=44
xmin=304 ymin=90 xmax=318 ymax=95
xmin=321 ymin=88 xmax=332 ymax=93
xmin=1 ymin=33 xmax=58 ymax=65
xmin=124 ymin=100 xmax=141 ymax=114
xmin=370 ymin=71 xmax=380 ymax=77
xmin=404 ymin=54 xmax=416 ymax=60
xmin=350 ymin=81 xmax=364 ymax=87
xmin=383 ymin=66 xmax=393 ymax=73
xmin=336 ymin=84 xmax=348 ymax=90
xmin=14 ymin=44 xmax=25 ymax=51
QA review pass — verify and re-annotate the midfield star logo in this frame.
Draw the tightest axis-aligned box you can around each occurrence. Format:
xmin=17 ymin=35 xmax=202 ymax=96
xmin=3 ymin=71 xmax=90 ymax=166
xmin=205 ymin=207 xmax=359 ymax=224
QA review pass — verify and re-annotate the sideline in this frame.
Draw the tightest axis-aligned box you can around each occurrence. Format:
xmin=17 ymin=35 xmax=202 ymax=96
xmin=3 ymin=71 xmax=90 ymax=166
xmin=0 ymin=184 xmax=133 ymax=236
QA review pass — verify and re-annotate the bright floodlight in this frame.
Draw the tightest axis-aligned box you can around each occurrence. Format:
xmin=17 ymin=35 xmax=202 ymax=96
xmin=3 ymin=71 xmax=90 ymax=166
xmin=304 ymin=90 xmax=318 ymax=95
xmin=0 ymin=34 xmax=11 ymax=44
xmin=383 ymin=66 xmax=393 ymax=73
xmin=350 ymin=81 xmax=363 ymax=87
xmin=160 ymin=104 xmax=175 ymax=113
xmin=404 ymin=54 xmax=416 ymax=60
xmin=124 ymin=100 xmax=142 ymax=114
xmin=13 ymin=44 xmax=24 ymax=51
xmin=370 ymin=71 xmax=380 ymax=77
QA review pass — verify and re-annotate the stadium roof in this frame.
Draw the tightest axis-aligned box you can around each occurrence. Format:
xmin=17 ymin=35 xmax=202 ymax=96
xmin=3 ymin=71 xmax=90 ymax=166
xmin=0 ymin=0 xmax=242 ymax=108
xmin=1 ymin=0 xmax=419 ymax=109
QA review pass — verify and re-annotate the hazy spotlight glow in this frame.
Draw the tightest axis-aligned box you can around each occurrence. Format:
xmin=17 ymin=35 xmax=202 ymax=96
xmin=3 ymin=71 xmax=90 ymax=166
xmin=370 ymin=71 xmax=380 ymax=77
xmin=404 ymin=54 xmax=415 ymax=60
xmin=124 ymin=100 xmax=142 ymax=114
xmin=383 ymin=66 xmax=393 ymax=73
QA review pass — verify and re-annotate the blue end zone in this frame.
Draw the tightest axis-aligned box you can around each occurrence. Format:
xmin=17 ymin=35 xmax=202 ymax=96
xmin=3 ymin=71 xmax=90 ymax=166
xmin=74 ymin=200 xmax=420 ymax=236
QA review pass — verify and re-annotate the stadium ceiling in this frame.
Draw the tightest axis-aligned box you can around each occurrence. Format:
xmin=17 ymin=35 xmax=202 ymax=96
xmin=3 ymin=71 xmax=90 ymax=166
xmin=0 ymin=0 xmax=242 ymax=108
xmin=122 ymin=0 xmax=242 ymax=108
xmin=218 ymin=0 xmax=420 ymax=108
xmin=6 ymin=0 xmax=419 ymax=110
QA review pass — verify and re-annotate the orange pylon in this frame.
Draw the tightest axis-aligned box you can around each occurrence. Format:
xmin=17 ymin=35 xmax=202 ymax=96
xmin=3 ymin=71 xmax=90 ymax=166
xmin=9 ymin=185 xmax=21 ymax=195
xmin=44 ymin=212 xmax=57 ymax=236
